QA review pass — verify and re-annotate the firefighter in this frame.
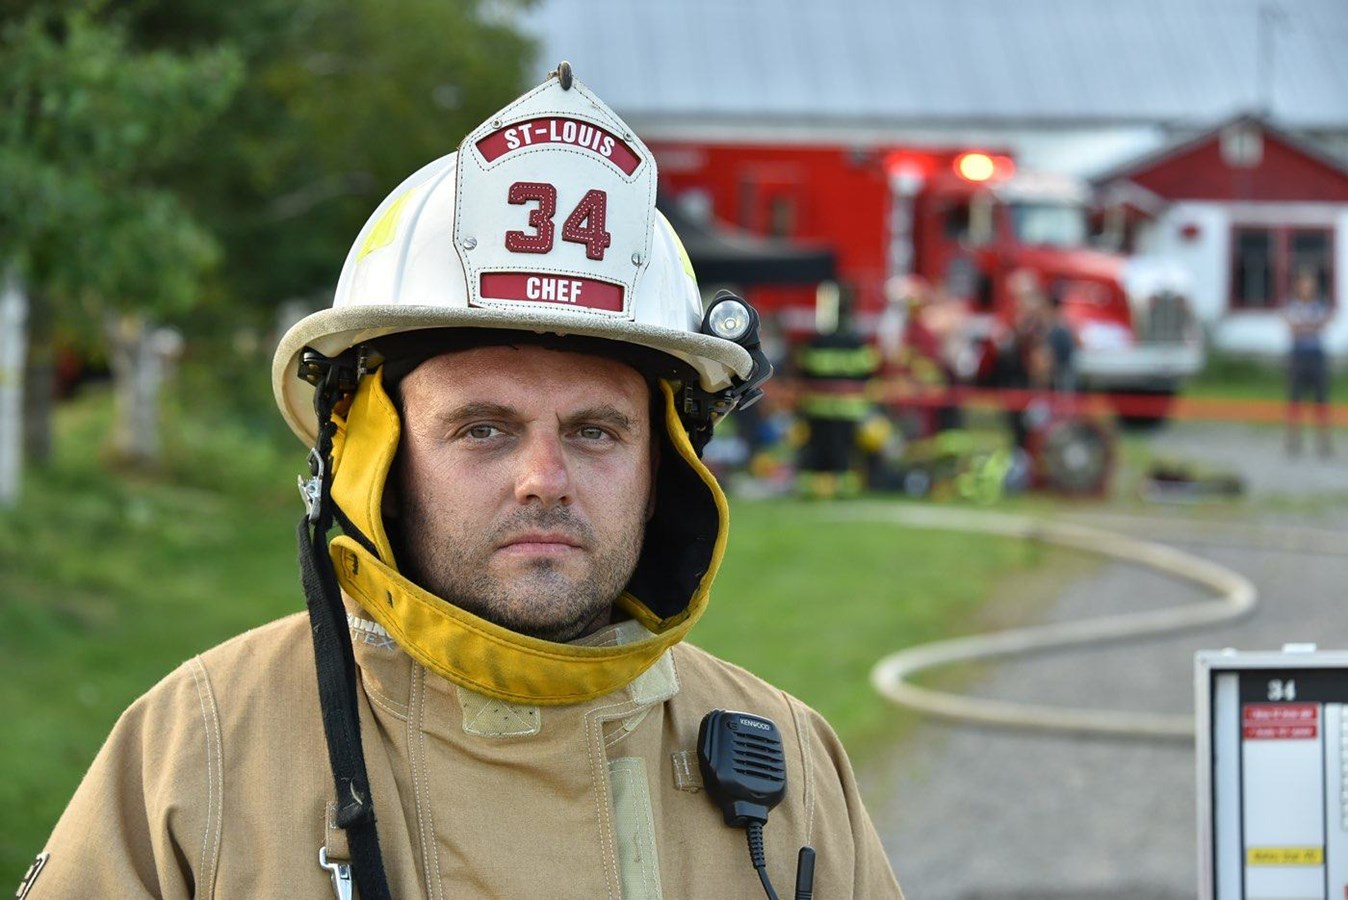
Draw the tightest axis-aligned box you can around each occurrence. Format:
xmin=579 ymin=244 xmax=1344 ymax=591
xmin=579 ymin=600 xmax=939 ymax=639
xmin=24 ymin=69 xmax=901 ymax=899
xmin=990 ymin=268 xmax=1054 ymax=450
xmin=881 ymin=275 xmax=965 ymax=437
xmin=795 ymin=294 xmax=881 ymax=498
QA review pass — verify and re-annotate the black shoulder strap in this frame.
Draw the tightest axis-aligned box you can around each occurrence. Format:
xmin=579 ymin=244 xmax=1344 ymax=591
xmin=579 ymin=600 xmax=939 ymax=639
xmin=296 ymin=352 xmax=393 ymax=900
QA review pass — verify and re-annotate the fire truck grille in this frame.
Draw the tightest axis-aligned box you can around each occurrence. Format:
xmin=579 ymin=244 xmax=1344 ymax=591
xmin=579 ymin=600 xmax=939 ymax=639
xmin=1144 ymin=292 xmax=1190 ymax=343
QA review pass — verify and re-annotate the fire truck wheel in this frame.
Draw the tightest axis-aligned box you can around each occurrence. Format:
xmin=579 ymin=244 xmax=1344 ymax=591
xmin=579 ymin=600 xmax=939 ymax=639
xmin=1039 ymin=419 xmax=1113 ymax=495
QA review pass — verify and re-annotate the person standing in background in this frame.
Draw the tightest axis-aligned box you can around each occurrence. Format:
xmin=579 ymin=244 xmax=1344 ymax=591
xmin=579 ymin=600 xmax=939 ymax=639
xmin=993 ymin=269 xmax=1053 ymax=450
xmin=1045 ymin=284 xmax=1077 ymax=395
xmin=1284 ymin=267 xmax=1333 ymax=457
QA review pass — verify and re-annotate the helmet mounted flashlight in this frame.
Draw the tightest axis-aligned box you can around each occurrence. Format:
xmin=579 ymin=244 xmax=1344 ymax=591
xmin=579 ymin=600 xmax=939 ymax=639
xmin=700 ymin=291 xmax=771 ymax=411
xmin=674 ymin=291 xmax=773 ymax=456
xmin=705 ymin=295 xmax=755 ymax=343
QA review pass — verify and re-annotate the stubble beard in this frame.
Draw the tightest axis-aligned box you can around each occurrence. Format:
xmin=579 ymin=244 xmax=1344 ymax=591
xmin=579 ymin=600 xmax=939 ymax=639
xmin=403 ymin=504 xmax=648 ymax=643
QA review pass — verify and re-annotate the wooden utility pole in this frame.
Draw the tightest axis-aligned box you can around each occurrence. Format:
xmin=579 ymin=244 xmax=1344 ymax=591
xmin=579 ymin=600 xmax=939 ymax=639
xmin=1 ymin=268 xmax=27 ymax=507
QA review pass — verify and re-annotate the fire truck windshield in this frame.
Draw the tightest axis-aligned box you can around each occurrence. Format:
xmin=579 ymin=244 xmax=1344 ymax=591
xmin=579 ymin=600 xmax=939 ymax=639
xmin=1009 ymin=202 xmax=1089 ymax=248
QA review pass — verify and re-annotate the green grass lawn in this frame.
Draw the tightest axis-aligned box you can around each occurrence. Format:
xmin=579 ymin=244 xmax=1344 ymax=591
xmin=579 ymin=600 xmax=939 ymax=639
xmin=699 ymin=498 xmax=1046 ymax=753
xmin=0 ymin=383 xmax=1050 ymax=886
xmin=1186 ymin=352 xmax=1348 ymax=402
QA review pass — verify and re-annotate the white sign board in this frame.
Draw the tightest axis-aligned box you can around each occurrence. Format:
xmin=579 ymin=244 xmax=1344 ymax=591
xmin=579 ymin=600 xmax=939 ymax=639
xmin=1197 ymin=649 xmax=1348 ymax=900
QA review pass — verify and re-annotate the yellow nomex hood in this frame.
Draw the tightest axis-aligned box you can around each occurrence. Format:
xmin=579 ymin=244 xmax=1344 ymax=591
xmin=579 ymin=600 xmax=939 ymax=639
xmin=325 ymin=365 xmax=728 ymax=706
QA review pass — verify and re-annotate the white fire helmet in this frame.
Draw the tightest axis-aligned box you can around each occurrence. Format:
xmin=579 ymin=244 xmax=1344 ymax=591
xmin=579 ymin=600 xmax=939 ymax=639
xmin=270 ymin=66 xmax=771 ymax=706
xmin=273 ymin=64 xmax=760 ymax=447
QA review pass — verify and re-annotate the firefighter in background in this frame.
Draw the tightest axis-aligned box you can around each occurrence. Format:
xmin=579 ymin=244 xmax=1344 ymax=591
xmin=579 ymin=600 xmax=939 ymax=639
xmin=878 ymin=275 xmax=966 ymax=437
xmin=990 ymin=268 xmax=1055 ymax=450
xmin=989 ymin=270 xmax=1114 ymax=495
xmin=795 ymin=290 xmax=880 ymax=498
xmin=1045 ymin=284 xmax=1078 ymax=394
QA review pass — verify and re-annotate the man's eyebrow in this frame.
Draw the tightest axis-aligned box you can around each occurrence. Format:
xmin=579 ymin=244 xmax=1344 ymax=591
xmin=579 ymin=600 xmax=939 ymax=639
xmin=563 ymin=405 xmax=639 ymax=432
xmin=437 ymin=401 xmax=520 ymax=424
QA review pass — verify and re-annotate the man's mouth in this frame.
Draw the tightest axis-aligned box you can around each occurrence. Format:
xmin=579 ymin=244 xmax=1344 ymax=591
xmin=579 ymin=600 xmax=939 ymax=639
xmin=497 ymin=533 xmax=584 ymax=555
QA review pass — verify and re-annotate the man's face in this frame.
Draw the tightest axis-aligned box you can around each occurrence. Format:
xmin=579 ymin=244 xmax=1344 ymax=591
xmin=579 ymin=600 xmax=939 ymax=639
xmin=392 ymin=344 xmax=654 ymax=643
xmin=1295 ymin=273 xmax=1318 ymax=301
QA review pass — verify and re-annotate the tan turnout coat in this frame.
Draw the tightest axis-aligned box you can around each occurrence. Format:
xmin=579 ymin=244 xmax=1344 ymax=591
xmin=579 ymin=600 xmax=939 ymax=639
xmin=27 ymin=610 xmax=902 ymax=898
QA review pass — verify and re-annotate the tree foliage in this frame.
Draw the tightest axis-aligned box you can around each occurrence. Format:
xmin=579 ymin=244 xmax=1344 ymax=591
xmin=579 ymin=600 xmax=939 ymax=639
xmin=0 ymin=0 xmax=538 ymax=471
xmin=127 ymin=0 xmax=539 ymax=318
xmin=0 ymin=3 xmax=242 ymax=337
xmin=1 ymin=0 xmax=539 ymax=334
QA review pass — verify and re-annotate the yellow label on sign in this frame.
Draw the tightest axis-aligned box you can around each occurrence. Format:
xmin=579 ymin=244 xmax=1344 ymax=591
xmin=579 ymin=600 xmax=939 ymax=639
xmin=1246 ymin=846 xmax=1325 ymax=866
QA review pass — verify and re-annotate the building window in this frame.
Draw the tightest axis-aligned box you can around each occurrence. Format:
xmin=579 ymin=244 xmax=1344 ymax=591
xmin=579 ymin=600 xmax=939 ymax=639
xmin=1231 ymin=228 xmax=1274 ymax=309
xmin=1229 ymin=225 xmax=1334 ymax=309
xmin=1219 ymin=123 xmax=1263 ymax=168
xmin=1290 ymin=231 xmax=1332 ymax=296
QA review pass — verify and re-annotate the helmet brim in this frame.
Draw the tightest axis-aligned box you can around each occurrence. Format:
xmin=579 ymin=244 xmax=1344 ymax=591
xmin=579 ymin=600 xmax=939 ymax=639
xmin=273 ymin=304 xmax=753 ymax=445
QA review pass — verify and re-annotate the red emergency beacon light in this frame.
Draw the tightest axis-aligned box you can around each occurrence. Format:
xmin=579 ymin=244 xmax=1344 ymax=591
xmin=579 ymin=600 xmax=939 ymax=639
xmin=953 ymin=151 xmax=1014 ymax=183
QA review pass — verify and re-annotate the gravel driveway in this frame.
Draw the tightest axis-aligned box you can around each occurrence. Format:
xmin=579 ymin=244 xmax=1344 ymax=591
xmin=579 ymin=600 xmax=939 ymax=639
xmin=865 ymin=421 xmax=1347 ymax=899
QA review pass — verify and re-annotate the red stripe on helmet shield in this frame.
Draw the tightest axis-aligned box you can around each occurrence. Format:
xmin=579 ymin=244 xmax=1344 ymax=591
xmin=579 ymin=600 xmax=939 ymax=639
xmin=478 ymin=272 xmax=625 ymax=312
xmin=475 ymin=117 xmax=642 ymax=176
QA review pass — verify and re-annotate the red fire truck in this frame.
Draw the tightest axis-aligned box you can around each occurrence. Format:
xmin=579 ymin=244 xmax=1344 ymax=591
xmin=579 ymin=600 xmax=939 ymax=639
xmin=651 ymin=141 xmax=1204 ymax=406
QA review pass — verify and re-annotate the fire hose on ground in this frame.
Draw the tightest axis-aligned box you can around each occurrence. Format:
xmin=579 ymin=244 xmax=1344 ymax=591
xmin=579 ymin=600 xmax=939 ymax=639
xmin=830 ymin=504 xmax=1259 ymax=741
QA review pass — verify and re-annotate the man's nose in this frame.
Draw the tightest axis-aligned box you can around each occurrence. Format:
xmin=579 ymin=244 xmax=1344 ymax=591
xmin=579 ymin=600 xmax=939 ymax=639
xmin=514 ymin=432 xmax=572 ymax=507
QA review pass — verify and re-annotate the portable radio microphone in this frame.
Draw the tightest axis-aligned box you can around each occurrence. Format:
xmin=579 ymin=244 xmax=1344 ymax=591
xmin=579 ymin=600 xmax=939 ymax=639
xmin=698 ymin=710 xmax=817 ymax=900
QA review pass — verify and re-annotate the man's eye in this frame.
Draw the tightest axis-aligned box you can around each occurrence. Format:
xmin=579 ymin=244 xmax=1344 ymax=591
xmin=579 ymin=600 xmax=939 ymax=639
xmin=465 ymin=424 xmax=499 ymax=439
xmin=578 ymin=426 xmax=609 ymax=440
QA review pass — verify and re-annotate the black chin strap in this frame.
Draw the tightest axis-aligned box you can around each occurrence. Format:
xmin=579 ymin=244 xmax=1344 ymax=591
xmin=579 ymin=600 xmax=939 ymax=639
xmin=297 ymin=352 xmax=393 ymax=900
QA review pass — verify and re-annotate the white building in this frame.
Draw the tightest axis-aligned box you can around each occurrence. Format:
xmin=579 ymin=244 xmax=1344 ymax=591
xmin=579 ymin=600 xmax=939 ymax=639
xmin=1097 ymin=116 xmax=1348 ymax=358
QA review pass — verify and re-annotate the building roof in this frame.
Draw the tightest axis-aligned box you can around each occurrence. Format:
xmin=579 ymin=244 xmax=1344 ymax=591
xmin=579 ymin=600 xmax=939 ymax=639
xmin=1093 ymin=114 xmax=1348 ymax=202
xmin=521 ymin=0 xmax=1348 ymax=133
